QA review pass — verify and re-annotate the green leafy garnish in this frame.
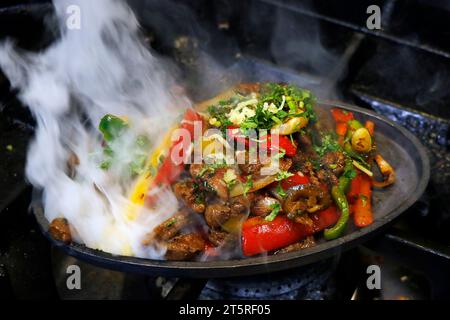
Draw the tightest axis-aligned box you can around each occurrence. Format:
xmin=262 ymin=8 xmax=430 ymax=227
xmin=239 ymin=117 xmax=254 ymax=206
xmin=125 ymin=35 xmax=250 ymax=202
xmin=243 ymin=175 xmax=253 ymax=196
xmin=343 ymin=165 xmax=357 ymax=180
xmin=276 ymin=170 xmax=294 ymax=181
xmin=265 ymin=203 xmax=281 ymax=222
xmin=276 ymin=182 xmax=287 ymax=198
xmin=198 ymin=161 xmax=227 ymax=177
xmin=164 ymin=217 xmax=177 ymax=228
xmin=273 ymin=148 xmax=286 ymax=159
xmin=313 ymin=132 xmax=341 ymax=157
xmin=207 ymin=83 xmax=317 ymax=132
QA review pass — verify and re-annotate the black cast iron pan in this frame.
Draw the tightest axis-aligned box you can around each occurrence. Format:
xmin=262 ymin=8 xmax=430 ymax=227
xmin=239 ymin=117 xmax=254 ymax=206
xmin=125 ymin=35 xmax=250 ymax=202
xmin=32 ymin=101 xmax=430 ymax=278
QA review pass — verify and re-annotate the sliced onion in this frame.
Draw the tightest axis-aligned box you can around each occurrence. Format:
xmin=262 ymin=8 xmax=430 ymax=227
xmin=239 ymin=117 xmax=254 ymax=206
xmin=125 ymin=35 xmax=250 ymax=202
xmin=271 ymin=117 xmax=308 ymax=135
xmin=229 ymin=174 xmax=277 ymax=197
xmin=352 ymin=160 xmax=373 ymax=177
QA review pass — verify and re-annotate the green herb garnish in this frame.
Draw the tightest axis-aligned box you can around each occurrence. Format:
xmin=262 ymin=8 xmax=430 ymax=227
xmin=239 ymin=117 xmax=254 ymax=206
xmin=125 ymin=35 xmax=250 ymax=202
xmin=165 ymin=217 xmax=178 ymax=228
xmin=243 ymin=175 xmax=253 ymax=196
xmin=265 ymin=203 xmax=281 ymax=222
xmin=276 ymin=170 xmax=294 ymax=181
xmin=276 ymin=182 xmax=287 ymax=198
xmin=313 ymin=132 xmax=341 ymax=157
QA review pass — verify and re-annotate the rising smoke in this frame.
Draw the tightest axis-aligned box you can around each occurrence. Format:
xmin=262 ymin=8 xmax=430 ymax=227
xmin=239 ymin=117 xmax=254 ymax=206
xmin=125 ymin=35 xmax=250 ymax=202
xmin=0 ymin=0 xmax=188 ymax=258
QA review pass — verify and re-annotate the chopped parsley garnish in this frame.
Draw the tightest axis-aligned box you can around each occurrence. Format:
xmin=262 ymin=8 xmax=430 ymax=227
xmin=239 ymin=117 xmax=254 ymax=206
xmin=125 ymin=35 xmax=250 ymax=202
xmin=276 ymin=170 xmax=294 ymax=181
xmin=273 ymin=148 xmax=286 ymax=159
xmin=265 ymin=203 xmax=281 ymax=222
xmin=164 ymin=217 xmax=177 ymax=228
xmin=198 ymin=161 xmax=227 ymax=177
xmin=343 ymin=165 xmax=357 ymax=180
xmin=313 ymin=132 xmax=341 ymax=157
xmin=207 ymin=104 xmax=233 ymax=132
xmin=243 ymin=175 xmax=253 ymax=196
xmin=207 ymin=83 xmax=317 ymax=132
xmin=276 ymin=182 xmax=287 ymax=198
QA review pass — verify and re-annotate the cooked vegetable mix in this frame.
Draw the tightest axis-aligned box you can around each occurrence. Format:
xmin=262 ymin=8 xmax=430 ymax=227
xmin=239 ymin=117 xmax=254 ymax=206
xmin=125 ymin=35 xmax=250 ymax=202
xmin=50 ymin=83 xmax=396 ymax=261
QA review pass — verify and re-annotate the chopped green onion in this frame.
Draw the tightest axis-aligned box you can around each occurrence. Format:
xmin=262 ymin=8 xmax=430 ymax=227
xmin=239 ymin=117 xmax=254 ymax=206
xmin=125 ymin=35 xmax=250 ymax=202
xmin=265 ymin=203 xmax=281 ymax=222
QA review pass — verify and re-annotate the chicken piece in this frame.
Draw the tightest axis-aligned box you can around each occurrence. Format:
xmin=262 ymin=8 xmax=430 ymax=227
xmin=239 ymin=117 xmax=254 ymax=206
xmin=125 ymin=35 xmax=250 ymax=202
xmin=189 ymin=163 xmax=203 ymax=178
xmin=252 ymin=195 xmax=281 ymax=217
xmin=142 ymin=212 xmax=190 ymax=245
xmin=239 ymin=162 xmax=264 ymax=176
xmin=321 ymin=151 xmax=345 ymax=176
xmin=189 ymin=164 xmax=229 ymax=200
xmin=172 ymin=180 xmax=205 ymax=213
xmin=317 ymin=169 xmax=339 ymax=186
xmin=204 ymin=203 xmax=232 ymax=229
xmin=165 ymin=233 xmax=206 ymax=261
xmin=208 ymin=229 xmax=235 ymax=247
xmin=283 ymin=184 xmax=331 ymax=215
xmin=205 ymin=168 xmax=229 ymax=200
xmin=230 ymin=194 xmax=254 ymax=215
xmin=49 ymin=218 xmax=72 ymax=244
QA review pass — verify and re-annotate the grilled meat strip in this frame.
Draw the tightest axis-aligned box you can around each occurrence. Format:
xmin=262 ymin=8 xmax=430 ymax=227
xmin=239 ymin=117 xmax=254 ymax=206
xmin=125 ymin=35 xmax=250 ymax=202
xmin=172 ymin=180 xmax=206 ymax=213
xmin=49 ymin=218 xmax=72 ymax=244
xmin=142 ymin=212 xmax=191 ymax=245
xmin=165 ymin=233 xmax=206 ymax=261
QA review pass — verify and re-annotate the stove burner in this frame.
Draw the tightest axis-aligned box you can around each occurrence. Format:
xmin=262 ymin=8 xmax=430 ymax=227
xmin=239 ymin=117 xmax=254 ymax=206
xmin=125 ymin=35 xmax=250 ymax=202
xmin=199 ymin=259 xmax=337 ymax=300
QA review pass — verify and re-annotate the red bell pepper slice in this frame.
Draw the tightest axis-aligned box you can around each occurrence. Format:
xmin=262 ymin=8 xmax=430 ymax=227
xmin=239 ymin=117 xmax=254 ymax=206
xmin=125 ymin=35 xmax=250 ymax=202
xmin=331 ymin=108 xmax=354 ymax=123
xmin=227 ymin=127 xmax=297 ymax=157
xmin=227 ymin=126 xmax=249 ymax=147
xmin=260 ymin=134 xmax=297 ymax=157
xmin=280 ymin=172 xmax=310 ymax=190
xmin=241 ymin=206 xmax=339 ymax=256
xmin=310 ymin=206 xmax=339 ymax=231
xmin=152 ymin=109 xmax=203 ymax=186
xmin=336 ymin=121 xmax=348 ymax=137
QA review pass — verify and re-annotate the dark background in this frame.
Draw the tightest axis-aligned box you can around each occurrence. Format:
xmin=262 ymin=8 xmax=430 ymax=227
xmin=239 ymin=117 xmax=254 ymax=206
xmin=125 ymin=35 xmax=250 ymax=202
xmin=0 ymin=0 xmax=449 ymax=300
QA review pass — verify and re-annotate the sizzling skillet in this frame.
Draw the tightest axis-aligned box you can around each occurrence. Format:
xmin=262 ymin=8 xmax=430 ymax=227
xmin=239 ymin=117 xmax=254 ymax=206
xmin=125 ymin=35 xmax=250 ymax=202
xmin=32 ymin=90 xmax=429 ymax=278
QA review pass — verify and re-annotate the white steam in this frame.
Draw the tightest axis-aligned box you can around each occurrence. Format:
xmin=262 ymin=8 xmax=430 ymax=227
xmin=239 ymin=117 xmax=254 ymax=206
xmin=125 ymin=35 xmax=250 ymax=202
xmin=0 ymin=0 xmax=188 ymax=258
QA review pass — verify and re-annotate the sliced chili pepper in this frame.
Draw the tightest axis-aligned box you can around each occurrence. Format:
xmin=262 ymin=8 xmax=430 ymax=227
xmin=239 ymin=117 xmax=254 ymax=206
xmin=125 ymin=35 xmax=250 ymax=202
xmin=280 ymin=172 xmax=310 ymax=190
xmin=152 ymin=109 xmax=203 ymax=186
xmin=335 ymin=121 xmax=348 ymax=137
xmin=365 ymin=120 xmax=375 ymax=136
xmin=179 ymin=108 xmax=204 ymax=140
xmin=227 ymin=129 xmax=298 ymax=157
xmin=242 ymin=206 xmax=339 ymax=256
xmin=152 ymin=155 xmax=184 ymax=186
xmin=347 ymin=172 xmax=362 ymax=204
xmin=354 ymin=174 xmax=373 ymax=227
xmin=324 ymin=185 xmax=350 ymax=240
xmin=260 ymin=134 xmax=297 ymax=157
xmin=331 ymin=108 xmax=354 ymax=123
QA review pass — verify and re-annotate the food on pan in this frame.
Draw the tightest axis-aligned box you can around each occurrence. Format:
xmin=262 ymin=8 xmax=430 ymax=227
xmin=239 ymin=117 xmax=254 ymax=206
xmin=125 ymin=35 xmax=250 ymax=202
xmin=48 ymin=83 xmax=395 ymax=260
